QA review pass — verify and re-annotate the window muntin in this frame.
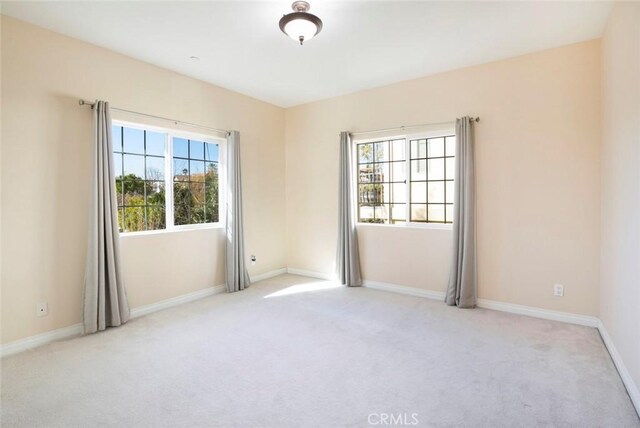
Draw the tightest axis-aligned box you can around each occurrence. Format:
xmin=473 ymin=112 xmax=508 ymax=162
xmin=113 ymin=125 xmax=167 ymax=232
xmin=409 ymin=135 xmax=455 ymax=224
xmin=355 ymin=133 xmax=455 ymax=226
xmin=112 ymin=122 xmax=223 ymax=234
xmin=357 ymin=139 xmax=406 ymax=224
xmin=172 ymin=138 xmax=219 ymax=226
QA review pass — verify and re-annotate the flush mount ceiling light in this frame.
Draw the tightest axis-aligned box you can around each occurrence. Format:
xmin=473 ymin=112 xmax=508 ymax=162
xmin=279 ymin=1 xmax=323 ymax=45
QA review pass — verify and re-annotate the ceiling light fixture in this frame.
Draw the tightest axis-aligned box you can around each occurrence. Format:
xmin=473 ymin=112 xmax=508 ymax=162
xmin=279 ymin=1 xmax=323 ymax=46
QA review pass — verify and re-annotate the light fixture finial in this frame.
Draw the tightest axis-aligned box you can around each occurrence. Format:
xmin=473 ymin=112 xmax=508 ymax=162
xmin=292 ymin=1 xmax=310 ymax=13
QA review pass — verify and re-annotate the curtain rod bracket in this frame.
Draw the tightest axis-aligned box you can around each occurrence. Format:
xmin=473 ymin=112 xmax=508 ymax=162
xmin=79 ymin=99 xmax=95 ymax=109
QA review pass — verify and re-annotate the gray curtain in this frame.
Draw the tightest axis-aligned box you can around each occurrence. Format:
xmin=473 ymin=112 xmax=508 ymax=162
xmin=445 ymin=117 xmax=477 ymax=308
xmin=336 ymin=132 xmax=363 ymax=286
xmin=225 ymin=131 xmax=250 ymax=293
xmin=83 ymin=101 xmax=130 ymax=334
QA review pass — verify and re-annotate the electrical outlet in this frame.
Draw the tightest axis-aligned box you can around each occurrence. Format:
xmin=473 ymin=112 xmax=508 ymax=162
xmin=554 ymin=284 xmax=564 ymax=297
xmin=251 ymin=255 xmax=257 ymax=266
xmin=36 ymin=302 xmax=48 ymax=317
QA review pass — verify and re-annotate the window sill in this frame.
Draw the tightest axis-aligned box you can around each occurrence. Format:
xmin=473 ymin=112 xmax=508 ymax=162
xmin=356 ymin=222 xmax=452 ymax=231
xmin=119 ymin=223 xmax=224 ymax=238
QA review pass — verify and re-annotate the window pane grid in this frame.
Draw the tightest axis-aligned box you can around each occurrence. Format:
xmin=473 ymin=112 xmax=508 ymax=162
xmin=114 ymin=126 xmax=167 ymax=232
xmin=113 ymin=124 xmax=220 ymax=233
xmin=357 ymin=139 xmax=406 ymax=224
xmin=409 ymin=134 xmax=455 ymax=224
xmin=172 ymin=138 xmax=219 ymax=226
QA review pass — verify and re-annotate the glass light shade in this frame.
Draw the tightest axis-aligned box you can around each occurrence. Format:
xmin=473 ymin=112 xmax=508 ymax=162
xmin=284 ymin=18 xmax=318 ymax=42
xmin=279 ymin=8 xmax=323 ymax=45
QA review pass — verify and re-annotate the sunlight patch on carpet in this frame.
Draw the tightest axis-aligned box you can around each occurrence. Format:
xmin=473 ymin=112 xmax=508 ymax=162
xmin=264 ymin=280 xmax=342 ymax=298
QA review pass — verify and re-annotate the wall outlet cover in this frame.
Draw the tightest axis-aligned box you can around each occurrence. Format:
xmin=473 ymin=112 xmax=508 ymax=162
xmin=554 ymin=284 xmax=564 ymax=297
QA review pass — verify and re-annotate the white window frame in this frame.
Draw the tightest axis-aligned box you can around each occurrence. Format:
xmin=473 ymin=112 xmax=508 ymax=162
xmin=113 ymin=120 xmax=227 ymax=236
xmin=352 ymin=129 xmax=455 ymax=230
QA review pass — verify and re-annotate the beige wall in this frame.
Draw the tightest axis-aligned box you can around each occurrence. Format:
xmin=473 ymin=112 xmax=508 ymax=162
xmin=286 ymin=40 xmax=602 ymax=316
xmin=600 ymin=2 xmax=640 ymax=399
xmin=0 ymin=16 xmax=286 ymax=344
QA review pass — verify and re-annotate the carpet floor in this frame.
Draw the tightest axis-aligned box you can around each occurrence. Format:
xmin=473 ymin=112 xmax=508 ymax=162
xmin=1 ymin=274 xmax=638 ymax=427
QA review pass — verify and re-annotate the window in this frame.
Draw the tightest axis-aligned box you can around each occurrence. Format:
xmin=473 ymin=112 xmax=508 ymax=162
xmin=172 ymin=138 xmax=219 ymax=226
xmin=357 ymin=139 xmax=406 ymax=224
xmin=356 ymin=133 xmax=455 ymax=225
xmin=113 ymin=122 xmax=224 ymax=233
xmin=409 ymin=135 xmax=455 ymax=223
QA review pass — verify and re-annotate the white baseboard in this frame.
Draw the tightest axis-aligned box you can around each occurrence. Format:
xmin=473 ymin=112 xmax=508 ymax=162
xmin=1 ymin=284 xmax=227 ymax=358
xmin=290 ymin=269 xmax=601 ymax=328
xmin=363 ymin=280 xmax=446 ymax=301
xmin=597 ymin=320 xmax=640 ymax=415
xmin=129 ymin=284 xmax=226 ymax=318
xmin=286 ymin=267 xmax=336 ymax=281
xmin=251 ymin=268 xmax=287 ymax=283
xmin=476 ymin=298 xmax=599 ymax=327
xmin=357 ymin=278 xmax=599 ymax=328
xmin=0 ymin=323 xmax=84 ymax=358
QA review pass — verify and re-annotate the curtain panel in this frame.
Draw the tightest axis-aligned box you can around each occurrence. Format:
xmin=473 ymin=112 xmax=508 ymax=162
xmin=445 ymin=117 xmax=477 ymax=308
xmin=337 ymin=131 xmax=363 ymax=287
xmin=83 ymin=100 xmax=130 ymax=333
xmin=225 ymin=131 xmax=251 ymax=293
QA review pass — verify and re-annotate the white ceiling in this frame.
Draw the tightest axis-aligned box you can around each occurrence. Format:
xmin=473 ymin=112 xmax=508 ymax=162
xmin=1 ymin=1 xmax=612 ymax=107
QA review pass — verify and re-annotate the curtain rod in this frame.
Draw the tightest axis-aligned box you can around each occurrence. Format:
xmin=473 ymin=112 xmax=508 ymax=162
xmin=349 ymin=117 xmax=480 ymax=137
xmin=78 ymin=99 xmax=230 ymax=135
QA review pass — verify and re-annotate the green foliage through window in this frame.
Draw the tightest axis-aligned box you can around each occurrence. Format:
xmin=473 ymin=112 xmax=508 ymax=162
xmin=172 ymin=138 xmax=219 ymax=226
xmin=113 ymin=124 xmax=221 ymax=233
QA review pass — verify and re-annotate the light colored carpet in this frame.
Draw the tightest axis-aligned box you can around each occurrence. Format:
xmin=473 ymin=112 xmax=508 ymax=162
xmin=1 ymin=274 xmax=638 ymax=427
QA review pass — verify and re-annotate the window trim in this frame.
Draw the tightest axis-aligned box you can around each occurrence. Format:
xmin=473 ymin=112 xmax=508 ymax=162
xmin=352 ymin=129 xmax=455 ymax=229
xmin=113 ymin=120 xmax=227 ymax=235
